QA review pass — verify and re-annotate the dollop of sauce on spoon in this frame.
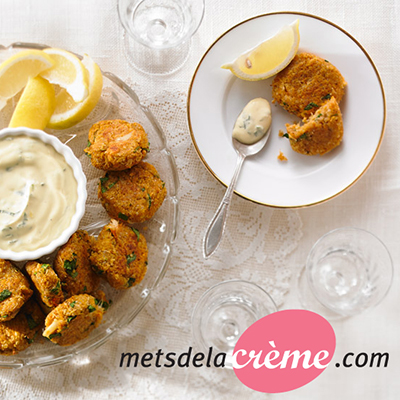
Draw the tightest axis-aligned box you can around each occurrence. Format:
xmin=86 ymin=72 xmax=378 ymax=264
xmin=232 ymin=98 xmax=272 ymax=145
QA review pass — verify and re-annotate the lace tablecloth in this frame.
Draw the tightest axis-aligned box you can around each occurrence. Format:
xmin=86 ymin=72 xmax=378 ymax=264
xmin=0 ymin=0 xmax=399 ymax=399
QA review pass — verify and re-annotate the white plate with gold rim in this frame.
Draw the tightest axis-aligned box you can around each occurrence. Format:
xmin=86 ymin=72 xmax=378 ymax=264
xmin=187 ymin=12 xmax=386 ymax=208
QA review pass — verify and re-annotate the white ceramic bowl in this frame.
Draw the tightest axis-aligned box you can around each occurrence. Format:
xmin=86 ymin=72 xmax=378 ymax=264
xmin=0 ymin=127 xmax=87 ymax=261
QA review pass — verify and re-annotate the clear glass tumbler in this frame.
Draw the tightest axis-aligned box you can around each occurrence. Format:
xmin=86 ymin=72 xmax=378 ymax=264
xmin=192 ymin=280 xmax=278 ymax=368
xmin=301 ymin=227 xmax=393 ymax=317
xmin=118 ymin=0 xmax=205 ymax=75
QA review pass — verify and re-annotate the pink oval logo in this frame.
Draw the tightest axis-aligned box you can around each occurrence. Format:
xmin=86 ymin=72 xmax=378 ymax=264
xmin=233 ymin=310 xmax=336 ymax=393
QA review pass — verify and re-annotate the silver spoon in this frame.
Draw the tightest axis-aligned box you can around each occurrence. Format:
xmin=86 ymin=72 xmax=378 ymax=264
xmin=203 ymin=124 xmax=272 ymax=259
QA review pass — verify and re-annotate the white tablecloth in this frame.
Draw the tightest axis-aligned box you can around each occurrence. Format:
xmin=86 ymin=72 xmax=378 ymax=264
xmin=0 ymin=0 xmax=399 ymax=399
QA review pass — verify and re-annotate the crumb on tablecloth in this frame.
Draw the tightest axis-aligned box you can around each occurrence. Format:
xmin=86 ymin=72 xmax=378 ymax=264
xmin=277 ymin=151 xmax=288 ymax=162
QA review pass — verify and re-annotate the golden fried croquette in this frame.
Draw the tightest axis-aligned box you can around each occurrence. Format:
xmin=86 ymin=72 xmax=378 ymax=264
xmin=84 ymin=119 xmax=149 ymax=171
xmin=0 ymin=298 xmax=44 ymax=355
xmin=54 ymin=230 xmax=100 ymax=297
xmin=25 ymin=261 xmax=63 ymax=309
xmin=0 ymin=259 xmax=32 ymax=321
xmin=43 ymin=294 xmax=103 ymax=346
xmin=90 ymin=219 xmax=148 ymax=290
xmin=98 ymin=161 xmax=167 ymax=224
xmin=286 ymin=97 xmax=343 ymax=156
xmin=272 ymin=52 xmax=346 ymax=118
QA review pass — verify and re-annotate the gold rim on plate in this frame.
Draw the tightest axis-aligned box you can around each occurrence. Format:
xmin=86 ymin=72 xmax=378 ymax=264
xmin=187 ymin=11 xmax=386 ymax=209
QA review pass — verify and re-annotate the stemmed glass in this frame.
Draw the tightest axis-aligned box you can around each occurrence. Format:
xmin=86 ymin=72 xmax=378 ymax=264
xmin=192 ymin=280 xmax=278 ymax=368
xmin=118 ymin=0 xmax=205 ymax=75
xmin=298 ymin=227 xmax=393 ymax=318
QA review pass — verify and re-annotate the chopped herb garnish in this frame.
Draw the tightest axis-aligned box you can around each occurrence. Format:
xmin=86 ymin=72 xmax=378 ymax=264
xmin=161 ymin=182 xmax=165 ymax=189
xmin=91 ymin=264 xmax=104 ymax=275
xmin=25 ymin=314 xmax=38 ymax=330
xmin=298 ymin=133 xmax=309 ymax=140
xmin=283 ymin=102 xmax=288 ymax=106
xmin=0 ymin=289 xmax=12 ymax=302
xmin=127 ymin=253 xmax=136 ymax=264
xmin=317 ymin=113 xmax=323 ymax=118
xmin=67 ymin=315 xmax=77 ymax=323
xmin=64 ymin=257 xmax=78 ymax=279
xmin=41 ymin=263 xmax=50 ymax=273
xmin=282 ymin=133 xmax=289 ymax=139
xmin=141 ymin=187 xmax=145 ymax=192
xmin=304 ymin=102 xmax=319 ymax=110
xmin=50 ymin=281 xmax=61 ymax=295
xmin=70 ymin=301 xmax=76 ymax=308
xmin=100 ymin=176 xmax=110 ymax=193
xmin=2 ymin=314 xmax=8 ymax=318
xmin=87 ymin=140 xmax=91 ymax=147
xmin=127 ymin=277 xmax=136 ymax=287
xmin=118 ymin=213 xmax=129 ymax=221
xmin=85 ymin=152 xmax=92 ymax=158
xmin=145 ymin=261 xmax=148 ymax=266
xmin=321 ymin=93 xmax=331 ymax=100
xmin=143 ymin=146 xmax=150 ymax=153
xmin=87 ymin=305 xmax=96 ymax=313
xmin=49 ymin=332 xmax=62 ymax=340
xmin=325 ymin=59 xmax=329 ymax=63
xmin=27 ymin=338 xmax=34 ymax=344
xmin=131 ymin=227 xmax=140 ymax=240
xmin=147 ymin=193 xmax=152 ymax=209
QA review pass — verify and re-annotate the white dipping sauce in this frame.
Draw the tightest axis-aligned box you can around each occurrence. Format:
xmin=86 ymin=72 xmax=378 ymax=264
xmin=232 ymin=98 xmax=272 ymax=145
xmin=0 ymin=135 xmax=77 ymax=252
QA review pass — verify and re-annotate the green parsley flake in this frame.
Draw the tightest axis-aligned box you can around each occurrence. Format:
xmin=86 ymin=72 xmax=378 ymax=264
xmin=64 ymin=257 xmax=78 ymax=279
xmin=88 ymin=305 xmax=96 ymax=313
xmin=25 ymin=314 xmax=38 ymax=330
xmin=282 ymin=133 xmax=289 ymax=139
xmin=304 ymin=102 xmax=319 ymax=111
xmin=49 ymin=332 xmax=62 ymax=340
xmin=127 ymin=277 xmax=136 ymax=287
xmin=127 ymin=253 xmax=136 ymax=264
xmin=50 ymin=281 xmax=61 ymax=295
xmin=70 ymin=301 xmax=76 ymax=308
xmin=41 ymin=264 xmax=50 ymax=273
xmin=321 ymin=94 xmax=331 ymax=100
xmin=67 ymin=315 xmax=77 ymax=323
xmin=0 ymin=289 xmax=12 ymax=302
xmin=118 ymin=213 xmax=129 ymax=221
xmin=147 ymin=193 xmax=152 ymax=209
xmin=131 ymin=227 xmax=140 ymax=240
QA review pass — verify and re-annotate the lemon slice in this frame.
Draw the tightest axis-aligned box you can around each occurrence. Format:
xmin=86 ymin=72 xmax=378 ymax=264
xmin=47 ymin=54 xmax=103 ymax=130
xmin=0 ymin=50 xmax=54 ymax=111
xmin=9 ymin=76 xmax=55 ymax=129
xmin=41 ymin=48 xmax=89 ymax=103
xmin=222 ymin=19 xmax=300 ymax=81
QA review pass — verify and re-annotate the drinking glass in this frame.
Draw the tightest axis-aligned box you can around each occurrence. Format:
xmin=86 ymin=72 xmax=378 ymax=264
xmin=118 ymin=0 xmax=205 ymax=75
xmin=192 ymin=280 xmax=278 ymax=368
xmin=299 ymin=227 xmax=393 ymax=317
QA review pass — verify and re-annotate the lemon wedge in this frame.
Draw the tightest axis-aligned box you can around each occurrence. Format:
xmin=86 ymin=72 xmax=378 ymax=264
xmin=0 ymin=50 xmax=54 ymax=111
xmin=41 ymin=48 xmax=89 ymax=103
xmin=9 ymin=76 xmax=55 ymax=129
xmin=222 ymin=19 xmax=300 ymax=81
xmin=47 ymin=54 xmax=103 ymax=130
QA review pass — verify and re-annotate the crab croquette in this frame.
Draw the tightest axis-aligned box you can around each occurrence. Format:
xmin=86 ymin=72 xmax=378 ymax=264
xmin=0 ymin=259 xmax=32 ymax=321
xmin=25 ymin=261 xmax=63 ymax=309
xmin=286 ymin=97 xmax=343 ymax=156
xmin=98 ymin=161 xmax=167 ymax=224
xmin=54 ymin=230 xmax=100 ymax=297
xmin=84 ymin=119 xmax=149 ymax=171
xmin=43 ymin=294 xmax=104 ymax=346
xmin=90 ymin=219 xmax=148 ymax=290
xmin=0 ymin=299 xmax=44 ymax=355
xmin=272 ymin=52 xmax=346 ymax=119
